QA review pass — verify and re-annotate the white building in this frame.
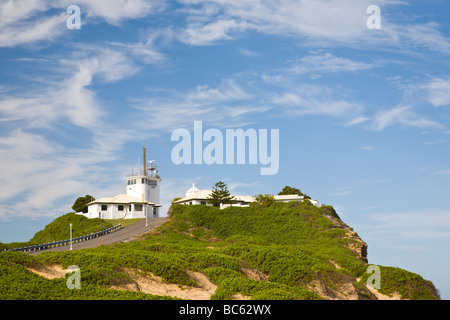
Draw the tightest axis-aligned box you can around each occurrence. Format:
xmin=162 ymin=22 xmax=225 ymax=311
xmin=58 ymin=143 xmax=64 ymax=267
xmin=173 ymin=184 xmax=321 ymax=208
xmin=173 ymin=184 xmax=254 ymax=207
xmin=80 ymin=147 xmax=162 ymax=219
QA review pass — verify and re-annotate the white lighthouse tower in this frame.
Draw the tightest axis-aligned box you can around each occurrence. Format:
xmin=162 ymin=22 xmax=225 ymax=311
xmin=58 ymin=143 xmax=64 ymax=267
xmin=125 ymin=146 xmax=161 ymax=215
xmin=83 ymin=146 xmax=162 ymax=219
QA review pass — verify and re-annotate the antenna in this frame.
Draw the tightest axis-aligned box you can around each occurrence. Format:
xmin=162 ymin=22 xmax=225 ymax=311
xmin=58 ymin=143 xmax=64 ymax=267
xmin=137 ymin=157 xmax=140 ymax=175
xmin=143 ymin=145 xmax=147 ymax=176
xmin=148 ymin=160 xmax=156 ymax=177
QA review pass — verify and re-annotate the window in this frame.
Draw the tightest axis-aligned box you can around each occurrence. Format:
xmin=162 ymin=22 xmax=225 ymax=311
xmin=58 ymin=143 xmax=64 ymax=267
xmin=101 ymin=204 xmax=107 ymax=211
xmin=118 ymin=205 xmax=124 ymax=211
xmin=142 ymin=178 xmax=145 ymax=184
xmin=147 ymin=179 xmax=157 ymax=187
xmin=134 ymin=204 xmax=143 ymax=211
xmin=200 ymin=201 xmax=206 ymax=205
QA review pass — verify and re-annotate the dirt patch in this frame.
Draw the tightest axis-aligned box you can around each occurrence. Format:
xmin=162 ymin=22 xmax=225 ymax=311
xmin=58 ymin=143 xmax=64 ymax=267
xmin=365 ymin=285 xmax=403 ymax=300
xmin=113 ymin=268 xmax=217 ymax=300
xmin=233 ymin=293 xmax=251 ymax=300
xmin=240 ymin=266 xmax=269 ymax=281
xmin=27 ymin=265 xmax=66 ymax=279
xmin=329 ymin=260 xmax=342 ymax=269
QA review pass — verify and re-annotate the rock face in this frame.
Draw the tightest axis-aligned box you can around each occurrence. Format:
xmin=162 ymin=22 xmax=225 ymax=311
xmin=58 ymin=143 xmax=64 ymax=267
xmin=324 ymin=214 xmax=368 ymax=263
xmin=345 ymin=229 xmax=368 ymax=263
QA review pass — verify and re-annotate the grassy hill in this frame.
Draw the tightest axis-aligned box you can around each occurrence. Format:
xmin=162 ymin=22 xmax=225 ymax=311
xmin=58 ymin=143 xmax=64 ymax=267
xmin=0 ymin=213 xmax=114 ymax=251
xmin=0 ymin=202 xmax=440 ymax=300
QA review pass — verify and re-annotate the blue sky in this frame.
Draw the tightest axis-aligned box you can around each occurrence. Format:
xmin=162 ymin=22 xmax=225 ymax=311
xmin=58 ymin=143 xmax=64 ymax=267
xmin=1 ymin=0 xmax=450 ymax=299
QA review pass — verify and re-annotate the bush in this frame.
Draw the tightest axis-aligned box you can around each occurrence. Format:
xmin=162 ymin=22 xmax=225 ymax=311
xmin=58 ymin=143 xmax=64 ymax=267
xmin=0 ymin=203 xmax=440 ymax=300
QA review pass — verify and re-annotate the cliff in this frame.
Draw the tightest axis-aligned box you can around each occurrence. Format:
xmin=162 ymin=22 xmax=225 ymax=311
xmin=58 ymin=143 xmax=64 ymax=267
xmin=0 ymin=201 xmax=440 ymax=300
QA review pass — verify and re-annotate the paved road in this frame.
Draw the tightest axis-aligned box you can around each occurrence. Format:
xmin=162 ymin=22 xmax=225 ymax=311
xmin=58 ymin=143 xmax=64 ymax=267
xmin=29 ymin=217 xmax=168 ymax=255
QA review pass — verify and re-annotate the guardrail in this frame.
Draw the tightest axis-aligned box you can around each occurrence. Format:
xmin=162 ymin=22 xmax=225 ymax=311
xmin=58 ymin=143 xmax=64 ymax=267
xmin=8 ymin=224 xmax=122 ymax=253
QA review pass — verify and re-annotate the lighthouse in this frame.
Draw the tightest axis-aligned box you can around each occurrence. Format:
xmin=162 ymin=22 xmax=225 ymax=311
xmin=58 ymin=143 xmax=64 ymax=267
xmin=83 ymin=147 xmax=162 ymax=219
xmin=125 ymin=146 xmax=161 ymax=207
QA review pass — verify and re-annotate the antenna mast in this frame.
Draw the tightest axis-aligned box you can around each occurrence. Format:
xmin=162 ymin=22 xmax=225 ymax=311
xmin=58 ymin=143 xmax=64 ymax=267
xmin=143 ymin=145 xmax=147 ymax=176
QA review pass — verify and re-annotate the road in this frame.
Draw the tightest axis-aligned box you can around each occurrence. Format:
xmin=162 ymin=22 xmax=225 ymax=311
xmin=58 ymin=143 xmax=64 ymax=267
xmin=29 ymin=217 xmax=168 ymax=255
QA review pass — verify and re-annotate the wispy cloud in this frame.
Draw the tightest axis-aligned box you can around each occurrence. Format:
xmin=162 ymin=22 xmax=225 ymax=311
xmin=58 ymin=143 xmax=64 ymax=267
xmin=368 ymin=211 xmax=450 ymax=240
xmin=0 ymin=0 xmax=166 ymax=47
xmin=422 ymin=77 xmax=450 ymax=107
xmin=289 ymin=52 xmax=373 ymax=75
xmin=372 ymin=105 xmax=443 ymax=131
xmin=131 ymin=77 xmax=269 ymax=131
xmin=361 ymin=145 xmax=374 ymax=151
xmin=330 ymin=178 xmax=391 ymax=197
xmin=0 ymin=46 xmax=142 ymax=219
xmin=271 ymin=84 xmax=365 ymax=118
xmin=172 ymin=0 xmax=450 ymax=55
xmin=0 ymin=47 xmax=138 ymax=129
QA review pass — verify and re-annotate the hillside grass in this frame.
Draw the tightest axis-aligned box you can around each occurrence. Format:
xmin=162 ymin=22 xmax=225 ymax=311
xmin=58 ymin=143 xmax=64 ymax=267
xmin=0 ymin=202 xmax=440 ymax=300
xmin=0 ymin=212 xmax=114 ymax=251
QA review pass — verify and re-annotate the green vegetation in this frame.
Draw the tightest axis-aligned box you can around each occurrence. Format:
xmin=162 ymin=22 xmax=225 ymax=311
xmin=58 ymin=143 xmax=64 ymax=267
xmin=207 ymin=181 xmax=235 ymax=207
xmin=252 ymin=194 xmax=276 ymax=208
xmin=358 ymin=265 xmax=440 ymax=300
xmin=0 ymin=202 xmax=440 ymax=300
xmin=171 ymin=197 xmax=182 ymax=203
xmin=0 ymin=212 xmax=114 ymax=251
xmin=71 ymin=195 xmax=95 ymax=213
xmin=278 ymin=185 xmax=311 ymax=199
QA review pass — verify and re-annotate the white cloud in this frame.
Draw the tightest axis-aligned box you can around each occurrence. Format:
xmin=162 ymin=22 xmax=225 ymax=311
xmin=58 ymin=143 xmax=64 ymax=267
xmin=289 ymin=52 xmax=373 ymax=75
xmin=372 ymin=105 xmax=443 ymax=131
xmin=174 ymin=0 xmax=450 ymax=55
xmin=0 ymin=0 xmax=166 ymax=47
xmin=330 ymin=178 xmax=391 ymax=197
xmin=180 ymin=19 xmax=251 ymax=46
xmin=0 ymin=13 xmax=66 ymax=47
xmin=175 ymin=0 xmax=371 ymax=46
xmin=66 ymin=0 xmax=166 ymax=25
xmin=0 ymin=0 xmax=47 ymax=28
xmin=0 ymin=47 xmax=142 ymax=219
xmin=422 ymin=77 xmax=450 ymax=107
xmin=368 ymin=211 xmax=450 ymax=239
xmin=272 ymin=84 xmax=364 ymax=118
xmin=361 ymin=146 xmax=374 ymax=151
xmin=132 ymin=78 xmax=268 ymax=131
xmin=345 ymin=116 xmax=370 ymax=127
xmin=0 ymin=47 xmax=138 ymax=129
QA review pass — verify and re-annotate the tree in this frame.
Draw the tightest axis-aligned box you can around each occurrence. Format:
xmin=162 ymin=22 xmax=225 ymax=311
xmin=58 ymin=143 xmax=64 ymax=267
xmin=252 ymin=194 xmax=276 ymax=208
xmin=171 ymin=197 xmax=182 ymax=204
xmin=278 ymin=186 xmax=311 ymax=199
xmin=207 ymin=181 xmax=235 ymax=207
xmin=72 ymin=195 xmax=94 ymax=213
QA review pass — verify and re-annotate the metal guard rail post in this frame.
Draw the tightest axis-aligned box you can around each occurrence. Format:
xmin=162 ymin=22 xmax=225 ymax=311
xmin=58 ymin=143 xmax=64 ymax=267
xmin=7 ymin=224 xmax=122 ymax=253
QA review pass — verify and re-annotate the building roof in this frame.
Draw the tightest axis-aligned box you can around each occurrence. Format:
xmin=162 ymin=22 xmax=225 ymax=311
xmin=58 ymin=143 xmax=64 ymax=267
xmin=274 ymin=194 xmax=304 ymax=201
xmin=173 ymin=185 xmax=308 ymax=205
xmin=173 ymin=188 xmax=255 ymax=204
xmin=186 ymin=183 xmax=200 ymax=194
xmin=174 ymin=190 xmax=212 ymax=203
xmin=88 ymin=194 xmax=159 ymax=206
xmin=234 ymin=195 xmax=255 ymax=203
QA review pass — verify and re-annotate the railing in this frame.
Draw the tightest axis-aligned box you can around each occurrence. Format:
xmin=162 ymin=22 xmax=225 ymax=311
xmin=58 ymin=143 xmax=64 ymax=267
xmin=8 ymin=224 xmax=122 ymax=253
